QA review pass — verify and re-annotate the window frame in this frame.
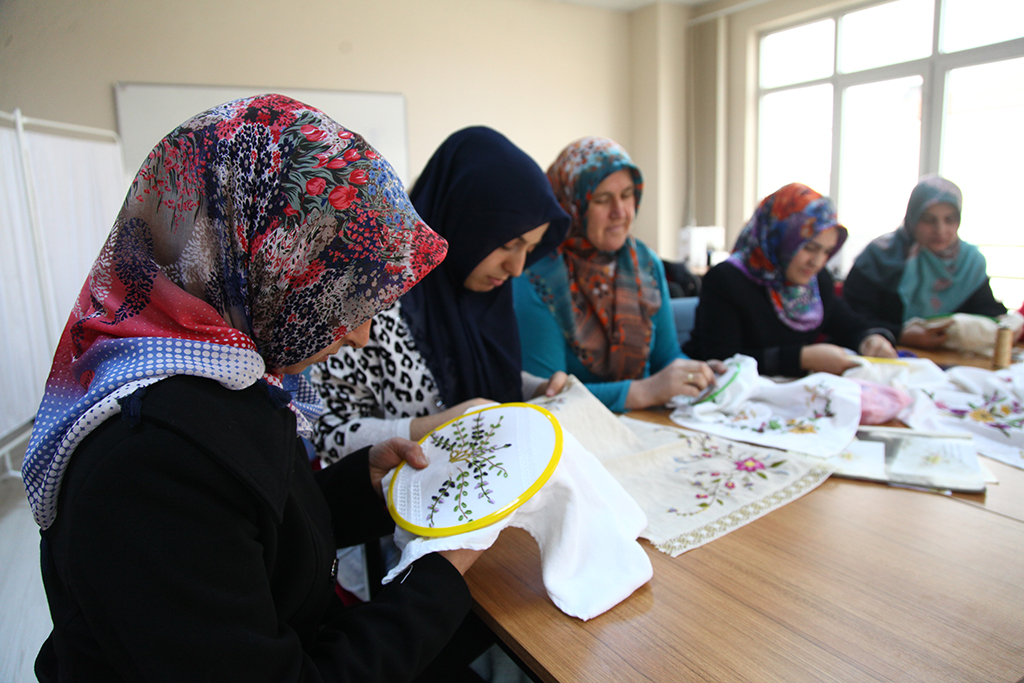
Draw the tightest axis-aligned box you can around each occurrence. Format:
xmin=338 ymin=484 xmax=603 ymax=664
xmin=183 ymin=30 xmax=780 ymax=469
xmin=755 ymin=0 xmax=1024 ymax=232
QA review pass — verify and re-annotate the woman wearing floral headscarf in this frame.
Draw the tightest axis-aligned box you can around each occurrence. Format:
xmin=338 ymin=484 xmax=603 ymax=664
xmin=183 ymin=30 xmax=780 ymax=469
xmin=514 ymin=137 xmax=718 ymax=411
xmin=684 ymin=182 xmax=897 ymax=376
xmin=843 ymin=175 xmax=1008 ymax=349
xmin=26 ymin=95 xmax=485 ymax=681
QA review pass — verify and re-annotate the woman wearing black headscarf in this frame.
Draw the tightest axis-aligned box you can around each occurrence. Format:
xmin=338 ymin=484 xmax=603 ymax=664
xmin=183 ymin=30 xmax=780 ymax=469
xmin=311 ymin=127 xmax=570 ymax=465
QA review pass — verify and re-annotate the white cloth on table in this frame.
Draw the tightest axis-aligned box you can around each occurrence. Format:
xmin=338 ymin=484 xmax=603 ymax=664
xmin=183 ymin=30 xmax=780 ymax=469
xmin=609 ymin=418 xmax=835 ymax=557
xmin=529 ymin=374 xmax=646 ymax=463
xmin=382 ymin=427 xmax=652 ymax=621
xmin=902 ymin=363 xmax=1024 ymax=470
xmin=843 ymin=356 xmax=953 ymax=394
xmin=668 ymin=355 xmax=861 ymax=458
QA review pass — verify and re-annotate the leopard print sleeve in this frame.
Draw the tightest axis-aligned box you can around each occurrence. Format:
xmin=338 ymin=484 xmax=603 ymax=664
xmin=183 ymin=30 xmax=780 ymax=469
xmin=310 ymin=301 xmax=444 ymax=465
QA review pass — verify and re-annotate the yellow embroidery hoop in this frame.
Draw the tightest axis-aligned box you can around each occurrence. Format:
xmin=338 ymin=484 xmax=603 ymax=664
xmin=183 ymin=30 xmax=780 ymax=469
xmin=387 ymin=402 xmax=563 ymax=537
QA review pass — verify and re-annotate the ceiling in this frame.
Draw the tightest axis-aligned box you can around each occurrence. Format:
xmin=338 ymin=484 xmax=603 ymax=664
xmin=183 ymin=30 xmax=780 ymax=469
xmin=550 ymin=0 xmax=711 ymax=10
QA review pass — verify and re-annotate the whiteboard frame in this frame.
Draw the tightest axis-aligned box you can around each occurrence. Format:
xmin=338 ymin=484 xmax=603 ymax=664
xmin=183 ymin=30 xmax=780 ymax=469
xmin=114 ymin=82 xmax=409 ymax=186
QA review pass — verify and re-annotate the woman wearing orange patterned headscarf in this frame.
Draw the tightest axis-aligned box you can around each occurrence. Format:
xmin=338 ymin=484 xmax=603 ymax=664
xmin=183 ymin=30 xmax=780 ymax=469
xmin=684 ymin=183 xmax=897 ymax=376
xmin=514 ymin=137 xmax=719 ymax=411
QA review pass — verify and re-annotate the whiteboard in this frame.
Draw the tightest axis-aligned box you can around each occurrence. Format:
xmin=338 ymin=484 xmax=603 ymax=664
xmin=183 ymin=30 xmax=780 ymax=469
xmin=115 ymin=82 xmax=409 ymax=185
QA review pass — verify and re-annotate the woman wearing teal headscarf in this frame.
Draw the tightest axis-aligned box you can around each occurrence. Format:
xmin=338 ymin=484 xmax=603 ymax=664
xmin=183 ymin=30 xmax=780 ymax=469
xmin=843 ymin=175 xmax=1006 ymax=348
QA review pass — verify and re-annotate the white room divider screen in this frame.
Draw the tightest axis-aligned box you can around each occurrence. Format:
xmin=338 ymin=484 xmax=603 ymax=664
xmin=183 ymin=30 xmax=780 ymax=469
xmin=0 ymin=110 xmax=124 ymax=447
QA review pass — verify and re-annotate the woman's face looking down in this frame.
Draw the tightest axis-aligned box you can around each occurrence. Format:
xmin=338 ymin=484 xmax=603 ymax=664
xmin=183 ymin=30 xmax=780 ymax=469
xmin=914 ymin=201 xmax=960 ymax=254
xmin=462 ymin=222 xmax=550 ymax=292
xmin=785 ymin=227 xmax=839 ymax=286
xmin=585 ymin=169 xmax=636 ymax=253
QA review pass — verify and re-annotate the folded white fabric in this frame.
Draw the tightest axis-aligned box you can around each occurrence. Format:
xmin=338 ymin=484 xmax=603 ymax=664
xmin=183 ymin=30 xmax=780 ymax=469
xmin=382 ymin=428 xmax=653 ymax=621
xmin=669 ymin=354 xmax=861 ymax=457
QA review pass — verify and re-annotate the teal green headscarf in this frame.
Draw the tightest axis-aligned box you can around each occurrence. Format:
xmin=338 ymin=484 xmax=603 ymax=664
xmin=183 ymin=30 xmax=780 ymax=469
xmin=850 ymin=175 xmax=987 ymax=321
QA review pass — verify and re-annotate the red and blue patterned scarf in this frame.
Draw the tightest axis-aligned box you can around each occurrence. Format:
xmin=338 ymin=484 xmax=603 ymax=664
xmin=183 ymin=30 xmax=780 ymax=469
xmin=23 ymin=95 xmax=447 ymax=529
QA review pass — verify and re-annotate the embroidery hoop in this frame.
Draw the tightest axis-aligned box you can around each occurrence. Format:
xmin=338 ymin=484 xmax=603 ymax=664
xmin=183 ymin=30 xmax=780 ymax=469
xmin=387 ymin=403 xmax=563 ymax=537
xmin=692 ymin=360 xmax=743 ymax=405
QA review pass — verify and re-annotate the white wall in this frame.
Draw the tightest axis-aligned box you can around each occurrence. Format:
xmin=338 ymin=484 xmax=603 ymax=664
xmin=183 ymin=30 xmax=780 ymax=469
xmin=0 ymin=0 xmax=632 ymax=192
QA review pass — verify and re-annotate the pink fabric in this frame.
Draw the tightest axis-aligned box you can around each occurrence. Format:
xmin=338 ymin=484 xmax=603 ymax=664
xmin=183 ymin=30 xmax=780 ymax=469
xmin=853 ymin=378 xmax=912 ymax=425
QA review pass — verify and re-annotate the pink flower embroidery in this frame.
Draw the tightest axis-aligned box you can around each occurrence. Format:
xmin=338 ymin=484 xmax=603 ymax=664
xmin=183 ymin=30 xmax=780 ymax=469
xmin=349 ymin=169 xmax=368 ymax=185
xmin=736 ymin=458 xmax=765 ymax=472
xmin=343 ymin=149 xmax=361 ymax=162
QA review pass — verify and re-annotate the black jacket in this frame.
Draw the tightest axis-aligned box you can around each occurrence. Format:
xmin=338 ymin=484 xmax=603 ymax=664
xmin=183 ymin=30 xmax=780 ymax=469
xmin=36 ymin=374 xmax=470 ymax=683
xmin=683 ymin=264 xmax=892 ymax=377
xmin=842 ymin=265 xmax=1006 ymax=339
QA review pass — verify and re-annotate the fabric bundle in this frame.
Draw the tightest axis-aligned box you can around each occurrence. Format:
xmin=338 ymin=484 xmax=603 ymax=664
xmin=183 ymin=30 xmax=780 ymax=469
xmin=905 ymin=311 xmax=1024 ymax=357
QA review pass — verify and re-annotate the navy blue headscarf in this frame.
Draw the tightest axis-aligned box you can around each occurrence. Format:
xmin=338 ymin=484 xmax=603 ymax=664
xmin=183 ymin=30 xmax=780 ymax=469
xmin=401 ymin=127 xmax=569 ymax=406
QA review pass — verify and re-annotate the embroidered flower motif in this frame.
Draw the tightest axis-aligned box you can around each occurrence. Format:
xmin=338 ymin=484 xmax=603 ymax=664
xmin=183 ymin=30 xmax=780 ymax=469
xmin=736 ymin=457 xmax=765 ymax=472
xmin=665 ymin=434 xmax=792 ymax=515
xmin=933 ymin=389 xmax=1024 ymax=438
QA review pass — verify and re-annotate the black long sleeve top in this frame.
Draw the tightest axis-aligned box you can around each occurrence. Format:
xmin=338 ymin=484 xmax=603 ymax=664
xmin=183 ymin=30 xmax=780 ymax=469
xmin=683 ymin=263 xmax=891 ymax=377
xmin=35 ymin=374 xmax=470 ymax=683
xmin=842 ymin=264 xmax=1007 ymax=339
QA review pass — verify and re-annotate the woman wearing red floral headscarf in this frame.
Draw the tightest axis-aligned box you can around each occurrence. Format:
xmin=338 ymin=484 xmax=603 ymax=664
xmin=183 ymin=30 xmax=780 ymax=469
xmin=26 ymin=94 xmax=485 ymax=682
xmin=684 ymin=182 xmax=897 ymax=376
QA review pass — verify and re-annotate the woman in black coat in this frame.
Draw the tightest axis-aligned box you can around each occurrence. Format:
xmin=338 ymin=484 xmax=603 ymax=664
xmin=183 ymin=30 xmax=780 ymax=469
xmin=24 ymin=95 xmax=483 ymax=682
xmin=684 ymin=183 xmax=897 ymax=376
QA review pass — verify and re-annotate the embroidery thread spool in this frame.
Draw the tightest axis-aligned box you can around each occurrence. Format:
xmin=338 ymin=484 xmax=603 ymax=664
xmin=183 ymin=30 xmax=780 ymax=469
xmin=992 ymin=325 xmax=1013 ymax=370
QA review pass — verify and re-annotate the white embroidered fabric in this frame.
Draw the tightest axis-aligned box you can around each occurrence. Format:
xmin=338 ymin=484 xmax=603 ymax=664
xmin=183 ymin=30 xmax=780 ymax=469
xmin=611 ymin=417 xmax=834 ymax=557
xmin=668 ymin=355 xmax=861 ymax=458
xmin=902 ymin=363 xmax=1024 ymax=470
xmin=381 ymin=418 xmax=652 ymax=621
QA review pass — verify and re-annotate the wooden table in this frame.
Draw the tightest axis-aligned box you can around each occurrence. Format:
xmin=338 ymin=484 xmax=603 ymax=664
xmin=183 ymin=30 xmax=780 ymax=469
xmin=898 ymin=344 xmax=1024 ymax=370
xmin=466 ymin=409 xmax=1024 ymax=682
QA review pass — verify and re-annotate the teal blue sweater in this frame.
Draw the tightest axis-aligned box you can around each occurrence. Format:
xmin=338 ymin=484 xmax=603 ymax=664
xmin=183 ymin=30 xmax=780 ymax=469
xmin=513 ymin=240 xmax=684 ymax=412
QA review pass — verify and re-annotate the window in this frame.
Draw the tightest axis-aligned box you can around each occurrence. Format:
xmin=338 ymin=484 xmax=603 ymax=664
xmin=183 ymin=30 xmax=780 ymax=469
xmin=756 ymin=0 xmax=1024 ymax=307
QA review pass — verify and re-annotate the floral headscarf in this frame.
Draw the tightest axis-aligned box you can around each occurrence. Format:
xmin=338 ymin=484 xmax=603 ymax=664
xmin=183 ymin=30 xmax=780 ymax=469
xmin=23 ymin=94 xmax=447 ymax=529
xmin=852 ymin=175 xmax=986 ymax=320
xmin=728 ymin=183 xmax=847 ymax=331
xmin=527 ymin=137 xmax=661 ymax=381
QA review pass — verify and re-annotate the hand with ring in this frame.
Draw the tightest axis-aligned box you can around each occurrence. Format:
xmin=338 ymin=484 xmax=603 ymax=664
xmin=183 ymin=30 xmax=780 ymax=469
xmin=625 ymin=358 xmax=721 ymax=409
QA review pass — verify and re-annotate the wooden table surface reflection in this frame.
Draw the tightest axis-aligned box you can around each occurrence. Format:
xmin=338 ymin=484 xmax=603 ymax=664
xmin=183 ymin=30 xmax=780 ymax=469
xmin=466 ymin=361 xmax=1024 ymax=682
